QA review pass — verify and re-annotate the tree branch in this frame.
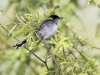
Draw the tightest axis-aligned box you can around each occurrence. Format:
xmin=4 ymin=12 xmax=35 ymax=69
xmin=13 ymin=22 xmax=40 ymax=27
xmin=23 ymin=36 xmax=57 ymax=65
xmin=37 ymin=32 xmax=64 ymax=75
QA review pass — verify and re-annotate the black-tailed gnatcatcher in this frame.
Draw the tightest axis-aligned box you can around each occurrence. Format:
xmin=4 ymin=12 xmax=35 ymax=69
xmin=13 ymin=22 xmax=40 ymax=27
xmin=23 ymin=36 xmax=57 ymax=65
xmin=39 ymin=15 xmax=63 ymax=39
xmin=13 ymin=15 xmax=63 ymax=49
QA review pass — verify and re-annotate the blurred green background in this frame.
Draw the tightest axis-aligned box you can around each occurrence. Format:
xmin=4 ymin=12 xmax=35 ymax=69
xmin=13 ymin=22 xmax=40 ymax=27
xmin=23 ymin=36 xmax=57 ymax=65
xmin=0 ymin=0 xmax=100 ymax=75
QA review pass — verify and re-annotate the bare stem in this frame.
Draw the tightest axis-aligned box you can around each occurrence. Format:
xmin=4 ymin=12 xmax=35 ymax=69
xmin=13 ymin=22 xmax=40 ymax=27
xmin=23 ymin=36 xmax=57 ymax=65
xmin=0 ymin=10 xmax=16 ymax=24
xmin=14 ymin=11 xmax=25 ymax=25
xmin=25 ymin=47 xmax=50 ymax=71
xmin=37 ymin=32 xmax=64 ymax=75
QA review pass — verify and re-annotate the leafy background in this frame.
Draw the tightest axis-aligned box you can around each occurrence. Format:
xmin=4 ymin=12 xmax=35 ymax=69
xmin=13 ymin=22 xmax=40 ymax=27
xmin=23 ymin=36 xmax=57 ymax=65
xmin=0 ymin=0 xmax=100 ymax=75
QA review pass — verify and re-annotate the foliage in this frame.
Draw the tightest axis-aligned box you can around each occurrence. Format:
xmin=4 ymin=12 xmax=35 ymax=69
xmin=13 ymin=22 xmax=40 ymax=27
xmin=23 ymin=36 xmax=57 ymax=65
xmin=0 ymin=0 xmax=100 ymax=75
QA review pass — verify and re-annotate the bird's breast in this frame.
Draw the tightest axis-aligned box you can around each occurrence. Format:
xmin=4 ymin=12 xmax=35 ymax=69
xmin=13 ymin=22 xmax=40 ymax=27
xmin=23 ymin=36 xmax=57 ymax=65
xmin=39 ymin=24 xmax=58 ymax=39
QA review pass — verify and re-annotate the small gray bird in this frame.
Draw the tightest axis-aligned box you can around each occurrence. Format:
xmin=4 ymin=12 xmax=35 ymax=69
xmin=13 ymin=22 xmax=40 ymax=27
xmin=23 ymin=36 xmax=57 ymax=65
xmin=13 ymin=15 xmax=63 ymax=49
xmin=39 ymin=15 xmax=63 ymax=40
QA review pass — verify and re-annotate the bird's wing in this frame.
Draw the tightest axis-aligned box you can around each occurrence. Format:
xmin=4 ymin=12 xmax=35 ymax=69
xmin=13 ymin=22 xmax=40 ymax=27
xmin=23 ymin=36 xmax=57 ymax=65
xmin=40 ymin=20 xmax=54 ymax=29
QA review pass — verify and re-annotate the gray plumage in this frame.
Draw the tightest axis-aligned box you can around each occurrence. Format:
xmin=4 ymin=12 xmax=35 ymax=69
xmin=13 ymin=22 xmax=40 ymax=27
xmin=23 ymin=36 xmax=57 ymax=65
xmin=39 ymin=15 xmax=62 ymax=39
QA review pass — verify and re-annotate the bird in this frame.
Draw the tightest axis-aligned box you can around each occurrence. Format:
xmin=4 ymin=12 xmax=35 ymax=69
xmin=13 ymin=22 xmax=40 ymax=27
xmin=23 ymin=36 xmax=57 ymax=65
xmin=38 ymin=15 xmax=63 ymax=40
xmin=13 ymin=15 xmax=63 ymax=49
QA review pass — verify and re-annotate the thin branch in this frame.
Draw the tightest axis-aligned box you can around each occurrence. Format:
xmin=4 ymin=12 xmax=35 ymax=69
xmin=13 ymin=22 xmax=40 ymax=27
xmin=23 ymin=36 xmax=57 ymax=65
xmin=44 ymin=61 xmax=49 ymax=70
xmin=14 ymin=11 xmax=25 ymax=25
xmin=69 ymin=25 xmax=100 ymax=50
xmin=25 ymin=47 xmax=50 ymax=70
xmin=0 ymin=10 xmax=16 ymax=24
xmin=68 ymin=50 xmax=77 ymax=59
xmin=0 ymin=24 xmax=19 ymax=41
xmin=37 ymin=32 xmax=64 ymax=75
xmin=76 ymin=49 xmax=87 ymax=61
xmin=83 ymin=41 xmax=100 ymax=50
xmin=28 ymin=49 xmax=44 ymax=63
xmin=44 ymin=55 xmax=51 ymax=70
xmin=25 ymin=47 xmax=49 ymax=70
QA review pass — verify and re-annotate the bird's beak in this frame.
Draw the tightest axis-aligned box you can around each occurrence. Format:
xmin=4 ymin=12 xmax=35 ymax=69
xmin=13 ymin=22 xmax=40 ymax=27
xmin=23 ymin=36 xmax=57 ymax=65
xmin=59 ymin=17 xmax=63 ymax=20
xmin=59 ymin=17 xmax=65 ymax=21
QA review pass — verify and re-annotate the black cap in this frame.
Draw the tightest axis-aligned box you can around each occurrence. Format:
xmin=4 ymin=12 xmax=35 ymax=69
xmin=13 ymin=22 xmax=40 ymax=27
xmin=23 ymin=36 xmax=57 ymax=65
xmin=49 ymin=15 xmax=63 ymax=20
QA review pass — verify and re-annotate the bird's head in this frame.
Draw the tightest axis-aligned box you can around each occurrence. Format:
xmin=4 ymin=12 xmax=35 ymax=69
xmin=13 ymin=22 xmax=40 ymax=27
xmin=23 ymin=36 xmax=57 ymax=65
xmin=49 ymin=15 xmax=63 ymax=20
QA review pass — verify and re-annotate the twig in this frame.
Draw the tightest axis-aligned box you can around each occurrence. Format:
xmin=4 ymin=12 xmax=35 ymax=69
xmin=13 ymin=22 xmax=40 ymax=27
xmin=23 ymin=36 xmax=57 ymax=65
xmin=25 ymin=47 xmax=50 ymax=70
xmin=83 ymin=41 xmax=100 ymax=50
xmin=37 ymin=32 xmax=64 ymax=75
xmin=14 ymin=10 xmax=25 ymax=25
xmin=69 ymin=26 xmax=100 ymax=51
xmin=68 ymin=50 xmax=77 ymax=59
xmin=44 ymin=55 xmax=51 ymax=70
xmin=24 ymin=47 xmax=49 ymax=70
xmin=42 ymin=40 xmax=63 ymax=75
xmin=0 ymin=10 xmax=16 ymax=24
xmin=0 ymin=25 xmax=18 ymax=41
xmin=44 ymin=61 xmax=49 ymax=70
xmin=76 ymin=49 xmax=87 ymax=61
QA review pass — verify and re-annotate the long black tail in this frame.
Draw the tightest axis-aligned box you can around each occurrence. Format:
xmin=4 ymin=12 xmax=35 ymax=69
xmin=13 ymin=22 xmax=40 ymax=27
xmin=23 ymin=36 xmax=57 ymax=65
xmin=13 ymin=38 xmax=27 ymax=49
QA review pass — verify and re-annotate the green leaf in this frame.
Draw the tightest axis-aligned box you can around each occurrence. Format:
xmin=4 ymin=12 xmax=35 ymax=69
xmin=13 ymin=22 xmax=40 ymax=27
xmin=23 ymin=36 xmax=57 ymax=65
xmin=74 ymin=67 xmax=82 ymax=74
xmin=8 ymin=24 xmax=17 ymax=35
xmin=53 ymin=37 xmax=69 ymax=54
